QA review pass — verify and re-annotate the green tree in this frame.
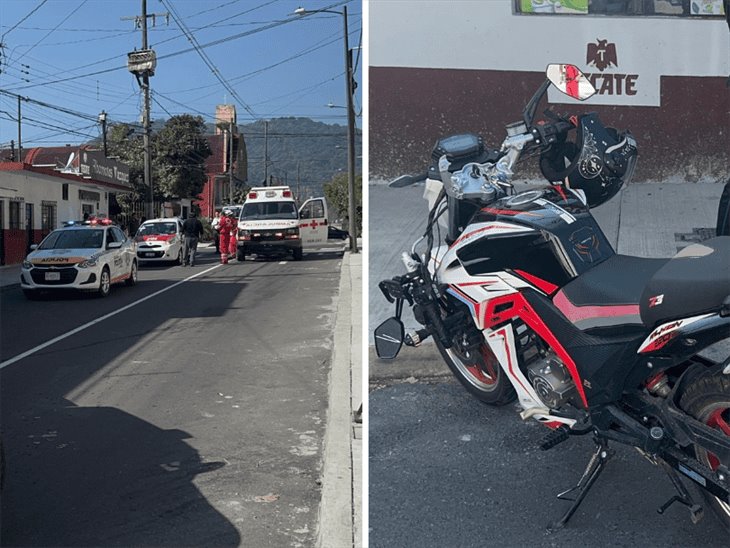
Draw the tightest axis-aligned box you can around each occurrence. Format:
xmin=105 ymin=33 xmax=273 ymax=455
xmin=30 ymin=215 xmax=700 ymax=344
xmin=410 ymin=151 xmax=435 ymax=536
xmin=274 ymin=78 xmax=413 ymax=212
xmin=107 ymin=123 xmax=145 ymax=199
xmin=324 ymin=172 xmax=362 ymax=236
xmin=154 ymin=115 xmax=211 ymax=199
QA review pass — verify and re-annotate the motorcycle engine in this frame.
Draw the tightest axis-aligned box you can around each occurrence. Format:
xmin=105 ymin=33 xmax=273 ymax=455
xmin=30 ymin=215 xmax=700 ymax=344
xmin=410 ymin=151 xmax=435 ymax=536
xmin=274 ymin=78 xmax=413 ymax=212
xmin=526 ymin=351 xmax=576 ymax=409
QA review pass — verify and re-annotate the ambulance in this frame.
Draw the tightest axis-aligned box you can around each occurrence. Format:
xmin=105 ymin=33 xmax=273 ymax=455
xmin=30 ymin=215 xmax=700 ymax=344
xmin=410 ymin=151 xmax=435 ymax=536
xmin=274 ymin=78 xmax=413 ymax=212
xmin=236 ymin=186 xmax=328 ymax=260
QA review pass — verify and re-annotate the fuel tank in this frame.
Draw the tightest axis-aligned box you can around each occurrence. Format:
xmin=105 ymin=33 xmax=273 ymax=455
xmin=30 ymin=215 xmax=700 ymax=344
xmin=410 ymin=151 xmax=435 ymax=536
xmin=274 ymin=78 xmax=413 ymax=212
xmin=455 ymin=186 xmax=614 ymax=288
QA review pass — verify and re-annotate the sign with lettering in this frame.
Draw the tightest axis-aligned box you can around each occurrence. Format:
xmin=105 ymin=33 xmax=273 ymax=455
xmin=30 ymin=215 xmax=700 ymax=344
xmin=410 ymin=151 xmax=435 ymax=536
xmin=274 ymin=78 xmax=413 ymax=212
xmin=79 ymin=150 xmax=131 ymax=188
xmin=548 ymin=38 xmax=659 ymax=107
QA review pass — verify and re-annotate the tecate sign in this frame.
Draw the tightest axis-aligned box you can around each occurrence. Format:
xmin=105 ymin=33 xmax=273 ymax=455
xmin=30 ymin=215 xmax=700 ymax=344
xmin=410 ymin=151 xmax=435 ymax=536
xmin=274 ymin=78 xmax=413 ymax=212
xmin=549 ymin=38 xmax=659 ymax=107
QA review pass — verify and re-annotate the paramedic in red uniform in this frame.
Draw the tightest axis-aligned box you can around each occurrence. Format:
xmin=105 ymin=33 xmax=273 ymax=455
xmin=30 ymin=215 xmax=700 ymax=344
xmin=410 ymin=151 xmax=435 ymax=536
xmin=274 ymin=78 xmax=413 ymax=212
xmin=218 ymin=209 xmax=235 ymax=264
xmin=228 ymin=211 xmax=238 ymax=258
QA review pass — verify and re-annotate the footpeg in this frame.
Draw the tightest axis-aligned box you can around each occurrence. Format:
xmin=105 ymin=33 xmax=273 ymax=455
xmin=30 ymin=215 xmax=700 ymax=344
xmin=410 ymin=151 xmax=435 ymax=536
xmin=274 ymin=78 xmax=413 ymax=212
xmin=404 ymin=329 xmax=430 ymax=347
xmin=540 ymin=425 xmax=570 ymax=451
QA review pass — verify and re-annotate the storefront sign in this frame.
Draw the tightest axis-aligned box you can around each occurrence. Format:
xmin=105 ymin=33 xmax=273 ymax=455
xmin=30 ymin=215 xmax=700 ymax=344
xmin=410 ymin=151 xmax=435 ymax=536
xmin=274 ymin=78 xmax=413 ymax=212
xmin=79 ymin=150 xmax=131 ymax=188
xmin=549 ymin=38 xmax=659 ymax=107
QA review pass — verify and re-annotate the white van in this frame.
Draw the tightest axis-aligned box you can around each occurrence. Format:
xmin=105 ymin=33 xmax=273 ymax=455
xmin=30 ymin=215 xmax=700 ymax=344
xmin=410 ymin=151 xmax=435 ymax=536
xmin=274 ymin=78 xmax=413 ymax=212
xmin=236 ymin=186 xmax=328 ymax=260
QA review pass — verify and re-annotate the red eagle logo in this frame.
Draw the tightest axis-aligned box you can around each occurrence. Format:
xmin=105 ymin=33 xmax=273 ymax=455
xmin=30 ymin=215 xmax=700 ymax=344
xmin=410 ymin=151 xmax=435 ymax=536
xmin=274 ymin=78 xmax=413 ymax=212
xmin=586 ymin=39 xmax=618 ymax=72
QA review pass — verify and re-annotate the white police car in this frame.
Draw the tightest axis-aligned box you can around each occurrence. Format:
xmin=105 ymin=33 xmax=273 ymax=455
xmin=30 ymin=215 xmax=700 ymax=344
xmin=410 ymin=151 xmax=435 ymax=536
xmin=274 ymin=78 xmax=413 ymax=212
xmin=134 ymin=218 xmax=184 ymax=265
xmin=20 ymin=219 xmax=137 ymax=299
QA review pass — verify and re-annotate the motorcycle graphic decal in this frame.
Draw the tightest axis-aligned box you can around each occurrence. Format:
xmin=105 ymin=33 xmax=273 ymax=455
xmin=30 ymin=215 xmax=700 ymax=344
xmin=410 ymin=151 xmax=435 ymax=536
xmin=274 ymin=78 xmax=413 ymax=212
xmin=534 ymin=198 xmax=577 ymax=224
xmin=481 ymin=292 xmax=589 ymax=407
xmin=512 ymin=270 xmax=559 ymax=295
xmin=450 ymin=222 xmax=533 ymax=249
xmin=553 ymin=290 xmax=641 ymax=330
xmin=637 ymin=313 xmax=713 ymax=354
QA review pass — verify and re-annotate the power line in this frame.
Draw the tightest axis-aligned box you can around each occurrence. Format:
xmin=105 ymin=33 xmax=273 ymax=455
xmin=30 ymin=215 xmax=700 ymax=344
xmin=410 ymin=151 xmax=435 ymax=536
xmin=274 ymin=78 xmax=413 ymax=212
xmin=6 ymin=0 xmax=352 ymax=92
xmin=0 ymin=0 xmax=48 ymax=42
xmin=160 ymin=0 xmax=258 ymax=120
xmin=13 ymin=0 xmax=88 ymax=65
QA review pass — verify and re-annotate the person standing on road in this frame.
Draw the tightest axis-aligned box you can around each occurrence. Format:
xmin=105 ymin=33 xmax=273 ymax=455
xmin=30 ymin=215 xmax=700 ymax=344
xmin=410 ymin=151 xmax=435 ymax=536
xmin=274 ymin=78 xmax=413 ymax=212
xmin=182 ymin=212 xmax=204 ymax=266
xmin=218 ymin=209 xmax=236 ymax=264
xmin=211 ymin=209 xmax=222 ymax=253
xmin=228 ymin=211 xmax=238 ymax=259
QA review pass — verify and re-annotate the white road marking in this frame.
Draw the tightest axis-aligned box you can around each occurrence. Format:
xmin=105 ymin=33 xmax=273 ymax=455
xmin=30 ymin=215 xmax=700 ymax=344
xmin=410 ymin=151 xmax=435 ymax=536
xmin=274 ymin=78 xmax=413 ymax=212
xmin=0 ymin=264 xmax=223 ymax=370
xmin=278 ymin=261 xmax=287 ymax=265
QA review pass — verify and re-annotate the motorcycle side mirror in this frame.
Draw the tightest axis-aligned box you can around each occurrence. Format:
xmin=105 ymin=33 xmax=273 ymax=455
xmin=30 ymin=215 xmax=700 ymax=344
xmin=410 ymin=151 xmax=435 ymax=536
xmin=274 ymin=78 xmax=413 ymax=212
xmin=374 ymin=317 xmax=405 ymax=360
xmin=546 ymin=64 xmax=596 ymax=101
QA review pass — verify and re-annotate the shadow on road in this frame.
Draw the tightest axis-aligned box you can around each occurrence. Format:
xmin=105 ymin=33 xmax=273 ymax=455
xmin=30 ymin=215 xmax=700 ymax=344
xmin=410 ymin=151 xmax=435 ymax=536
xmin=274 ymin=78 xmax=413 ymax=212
xmin=1 ymin=400 xmax=239 ymax=546
xmin=1 ymin=276 xmax=253 ymax=545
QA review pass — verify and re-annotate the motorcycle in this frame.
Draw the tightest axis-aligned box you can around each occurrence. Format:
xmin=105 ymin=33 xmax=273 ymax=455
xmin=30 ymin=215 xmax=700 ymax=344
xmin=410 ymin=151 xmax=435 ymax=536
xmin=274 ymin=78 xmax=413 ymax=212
xmin=374 ymin=63 xmax=730 ymax=532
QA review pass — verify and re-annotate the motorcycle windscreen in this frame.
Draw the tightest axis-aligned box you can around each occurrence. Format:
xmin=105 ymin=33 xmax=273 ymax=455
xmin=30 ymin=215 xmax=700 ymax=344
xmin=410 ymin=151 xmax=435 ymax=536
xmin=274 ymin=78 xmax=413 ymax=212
xmin=374 ymin=317 xmax=405 ymax=360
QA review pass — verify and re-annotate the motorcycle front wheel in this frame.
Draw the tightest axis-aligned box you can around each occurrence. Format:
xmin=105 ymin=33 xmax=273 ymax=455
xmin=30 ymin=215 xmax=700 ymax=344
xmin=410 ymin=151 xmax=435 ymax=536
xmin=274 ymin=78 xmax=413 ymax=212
xmin=435 ymin=335 xmax=516 ymax=406
xmin=679 ymin=369 xmax=730 ymax=532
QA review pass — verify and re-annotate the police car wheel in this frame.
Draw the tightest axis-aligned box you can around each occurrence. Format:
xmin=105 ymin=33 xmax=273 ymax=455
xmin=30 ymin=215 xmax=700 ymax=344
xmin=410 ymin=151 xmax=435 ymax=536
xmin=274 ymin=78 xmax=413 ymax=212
xmin=98 ymin=267 xmax=111 ymax=298
xmin=126 ymin=260 xmax=138 ymax=286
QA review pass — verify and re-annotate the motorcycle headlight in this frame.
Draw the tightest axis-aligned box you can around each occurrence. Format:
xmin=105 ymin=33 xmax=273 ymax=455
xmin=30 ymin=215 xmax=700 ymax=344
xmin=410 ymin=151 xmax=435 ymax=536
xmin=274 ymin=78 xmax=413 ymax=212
xmin=22 ymin=260 xmax=33 ymax=269
xmin=78 ymin=258 xmax=98 ymax=268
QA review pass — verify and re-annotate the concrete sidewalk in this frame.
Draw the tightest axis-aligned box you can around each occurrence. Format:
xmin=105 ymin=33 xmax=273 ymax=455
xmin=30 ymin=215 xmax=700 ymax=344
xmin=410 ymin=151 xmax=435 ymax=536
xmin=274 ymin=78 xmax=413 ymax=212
xmin=317 ymin=249 xmax=363 ymax=548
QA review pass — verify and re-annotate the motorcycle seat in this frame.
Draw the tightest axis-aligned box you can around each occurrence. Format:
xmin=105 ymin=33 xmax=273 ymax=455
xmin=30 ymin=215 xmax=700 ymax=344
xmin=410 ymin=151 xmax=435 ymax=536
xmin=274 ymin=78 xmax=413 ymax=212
xmin=553 ymin=254 xmax=667 ymax=331
xmin=640 ymin=236 xmax=730 ymax=327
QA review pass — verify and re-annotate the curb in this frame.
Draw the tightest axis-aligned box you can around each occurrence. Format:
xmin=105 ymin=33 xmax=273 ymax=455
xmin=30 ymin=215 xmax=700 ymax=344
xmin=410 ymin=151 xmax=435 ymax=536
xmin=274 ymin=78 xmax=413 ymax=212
xmin=316 ymin=250 xmax=361 ymax=548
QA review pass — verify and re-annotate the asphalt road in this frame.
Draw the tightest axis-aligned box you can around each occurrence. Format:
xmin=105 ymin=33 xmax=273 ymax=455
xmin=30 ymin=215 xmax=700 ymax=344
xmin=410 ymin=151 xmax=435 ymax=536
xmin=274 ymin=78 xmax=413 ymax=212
xmin=369 ymin=379 xmax=729 ymax=547
xmin=1 ymin=244 xmax=344 ymax=547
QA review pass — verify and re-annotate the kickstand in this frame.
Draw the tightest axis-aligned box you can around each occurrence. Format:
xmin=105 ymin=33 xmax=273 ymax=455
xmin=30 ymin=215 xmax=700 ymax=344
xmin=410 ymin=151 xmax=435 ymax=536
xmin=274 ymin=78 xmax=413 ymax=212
xmin=656 ymin=460 xmax=703 ymax=524
xmin=547 ymin=438 xmax=613 ymax=532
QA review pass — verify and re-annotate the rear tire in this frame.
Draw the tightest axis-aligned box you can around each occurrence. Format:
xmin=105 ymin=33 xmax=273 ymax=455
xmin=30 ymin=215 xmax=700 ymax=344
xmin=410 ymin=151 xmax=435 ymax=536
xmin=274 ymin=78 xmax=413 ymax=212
xmin=237 ymin=248 xmax=246 ymax=261
xmin=434 ymin=334 xmax=516 ymax=406
xmin=293 ymin=247 xmax=303 ymax=261
xmin=679 ymin=370 xmax=730 ymax=532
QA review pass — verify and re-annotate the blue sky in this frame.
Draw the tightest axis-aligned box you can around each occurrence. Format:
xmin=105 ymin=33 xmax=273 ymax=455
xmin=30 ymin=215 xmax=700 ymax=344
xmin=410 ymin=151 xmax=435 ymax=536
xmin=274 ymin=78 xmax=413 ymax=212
xmin=0 ymin=0 xmax=362 ymax=148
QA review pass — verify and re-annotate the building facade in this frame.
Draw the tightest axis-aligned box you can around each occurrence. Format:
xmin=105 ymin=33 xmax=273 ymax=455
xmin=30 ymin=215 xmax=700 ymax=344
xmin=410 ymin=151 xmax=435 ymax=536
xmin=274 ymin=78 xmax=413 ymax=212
xmin=0 ymin=146 xmax=131 ymax=265
xmin=197 ymin=104 xmax=248 ymax=218
xmin=369 ymin=1 xmax=730 ymax=182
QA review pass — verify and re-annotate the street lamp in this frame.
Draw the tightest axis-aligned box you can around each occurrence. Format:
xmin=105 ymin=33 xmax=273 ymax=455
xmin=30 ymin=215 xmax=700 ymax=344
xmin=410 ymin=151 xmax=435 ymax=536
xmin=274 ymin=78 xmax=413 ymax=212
xmin=294 ymin=5 xmax=358 ymax=254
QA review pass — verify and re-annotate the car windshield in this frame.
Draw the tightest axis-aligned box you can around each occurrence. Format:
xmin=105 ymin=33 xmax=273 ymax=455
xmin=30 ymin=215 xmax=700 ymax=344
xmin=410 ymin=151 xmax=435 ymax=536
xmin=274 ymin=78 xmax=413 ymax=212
xmin=137 ymin=222 xmax=178 ymax=236
xmin=38 ymin=229 xmax=104 ymax=250
xmin=241 ymin=202 xmax=297 ymax=220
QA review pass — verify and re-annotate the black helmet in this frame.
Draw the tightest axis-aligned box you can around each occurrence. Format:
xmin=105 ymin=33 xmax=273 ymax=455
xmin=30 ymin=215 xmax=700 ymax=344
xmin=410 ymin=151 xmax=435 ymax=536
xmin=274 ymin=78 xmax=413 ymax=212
xmin=539 ymin=113 xmax=637 ymax=208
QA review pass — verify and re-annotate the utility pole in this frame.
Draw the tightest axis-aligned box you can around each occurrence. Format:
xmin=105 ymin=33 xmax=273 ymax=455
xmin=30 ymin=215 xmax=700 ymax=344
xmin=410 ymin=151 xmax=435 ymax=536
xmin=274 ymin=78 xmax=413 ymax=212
xmin=296 ymin=161 xmax=301 ymax=202
xmin=343 ymin=5 xmax=358 ymax=253
xmin=263 ymin=120 xmax=269 ymax=186
xmin=229 ymin=120 xmax=234 ymax=203
xmin=98 ymin=110 xmax=108 ymax=157
xmin=124 ymin=1 xmax=168 ymax=220
xmin=17 ymin=95 xmax=22 ymax=163
xmin=141 ymin=0 xmax=153 ymax=219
